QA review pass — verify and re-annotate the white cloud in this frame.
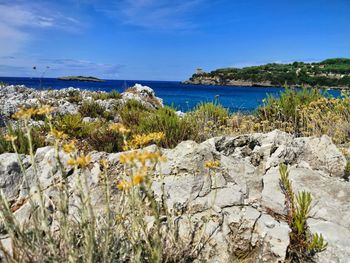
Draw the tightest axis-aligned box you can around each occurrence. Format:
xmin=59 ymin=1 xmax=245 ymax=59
xmin=0 ymin=2 xmax=81 ymax=56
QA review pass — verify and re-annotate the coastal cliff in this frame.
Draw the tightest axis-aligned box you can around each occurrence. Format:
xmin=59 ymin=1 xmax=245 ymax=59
xmin=184 ymin=58 xmax=350 ymax=89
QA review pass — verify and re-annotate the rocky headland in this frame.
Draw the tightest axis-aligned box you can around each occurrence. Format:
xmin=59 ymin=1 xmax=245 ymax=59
xmin=0 ymin=84 xmax=349 ymax=262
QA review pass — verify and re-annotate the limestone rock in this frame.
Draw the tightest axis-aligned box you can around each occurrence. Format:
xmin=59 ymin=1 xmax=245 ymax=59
xmin=0 ymin=130 xmax=349 ymax=262
xmin=0 ymin=153 xmax=30 ymax=201
xmin=121 ymin=83 xmax=163 ymax=109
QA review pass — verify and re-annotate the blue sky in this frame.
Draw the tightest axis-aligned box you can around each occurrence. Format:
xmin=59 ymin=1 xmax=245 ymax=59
xmin=0 ymin=0 xmax=349 ymax=80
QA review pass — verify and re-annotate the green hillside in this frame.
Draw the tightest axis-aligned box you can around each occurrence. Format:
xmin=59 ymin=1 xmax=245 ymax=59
xmin=187 ymin=58 xmax=350 ymax=88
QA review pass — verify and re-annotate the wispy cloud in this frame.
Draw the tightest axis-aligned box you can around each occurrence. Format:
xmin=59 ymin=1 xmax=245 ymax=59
xmin=0 ymin=56 xmax=124 ymax=78
xmin=0 ymin=1 xmax=81 ymax=56
xmin=94 ymin=0 xmax=202 ymax=30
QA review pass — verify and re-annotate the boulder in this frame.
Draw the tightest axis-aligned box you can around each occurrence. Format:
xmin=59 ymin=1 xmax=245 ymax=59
xmin=121 ymin=83 xmax=163 ymax=109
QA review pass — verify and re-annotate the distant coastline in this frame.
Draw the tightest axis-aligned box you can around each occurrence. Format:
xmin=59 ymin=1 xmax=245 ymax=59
xmin=57 ymin=76 xmax=104 ymax=82
xmin=184 ymin=58 xmax=350 ymax=89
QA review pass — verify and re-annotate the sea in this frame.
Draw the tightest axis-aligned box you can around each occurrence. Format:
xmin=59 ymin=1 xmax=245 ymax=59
xmin=0 ymin=77 xmax=341 ymax=113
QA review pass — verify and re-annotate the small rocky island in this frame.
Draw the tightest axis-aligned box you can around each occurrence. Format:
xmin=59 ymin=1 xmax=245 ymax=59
xmin=57 ymin=76 xmax=105 ymax=82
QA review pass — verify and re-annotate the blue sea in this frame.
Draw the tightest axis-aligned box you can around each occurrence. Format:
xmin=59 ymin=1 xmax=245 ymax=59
xmin=0 ymin=77 xmax=341 ymax=112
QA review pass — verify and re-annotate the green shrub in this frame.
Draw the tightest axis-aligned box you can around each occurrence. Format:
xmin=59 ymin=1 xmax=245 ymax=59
xmin=137 ymin=107 xmax=197 ymax=148
xmin=0 ymin=124 xmax=47 ymax=154
xmin=85 ymin=123 xmax=124 ymax=153
xmin=185 ymin=101 xmax=229 ymax=141
xmin=192 ymin=101 xmax=229 ymax=125
xmin=119 ymin=99 xmax=150 ymax=127
xmin=257 ymin=88 xmax=324 ymax=133
xmin=53 ymin=113 xmax=95 ymax=139
xmin=92 ymin=90 xmax=122 ymax=100
xmin=64 ymin=90 xmax=83 ymax=103
xmin=53 ymin=114 xmax=123 ymax=153
xmin=79 ymin=100 xmax=106 ymax=118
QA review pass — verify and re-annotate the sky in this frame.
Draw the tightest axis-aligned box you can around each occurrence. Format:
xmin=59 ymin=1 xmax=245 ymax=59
xmin=0 ymin=0 xmax=349 ymax=81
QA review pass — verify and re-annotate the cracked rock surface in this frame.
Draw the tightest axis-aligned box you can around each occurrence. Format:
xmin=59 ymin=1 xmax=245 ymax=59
xmin=0 ymin=130 xmax=349 ymax=262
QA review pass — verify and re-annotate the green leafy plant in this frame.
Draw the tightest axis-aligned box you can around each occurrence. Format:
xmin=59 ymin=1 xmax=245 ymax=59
xmin=137 ymin=106 xmax=197 ymax=148
xmin=119 ymin=99 xmax=150 ymax=127
xmin=279 ymin=164 xmax=328 ymax=260
xmin=79 ymin=100 xmax=106 ymax=118
xmin=54 ymin=113 xmax=94 ymax=139
xmin=92 ymin=90 xmax=122 ymax=100
xmin=0 ymin=124 xmax=47 ymax=154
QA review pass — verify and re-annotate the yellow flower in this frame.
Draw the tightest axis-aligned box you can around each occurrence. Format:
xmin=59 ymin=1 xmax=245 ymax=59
xmin=127 ymin=132 xmax=165 ymax=149
xmin=12 ymin=107 xmax=37 ymax=120
xmin=67 ymin=159 xmax=77 ymax=166
xmin=120 ymin=151 xmax=165 ymax=166
xmin=63 ymin=141 xmax=76 ymax=153
xmin=205 ymin=160 xmax=221 ymax=169
xmin=50 ymin=129 xmax=68 ymax=140
xmin=100 ymin=159 xmax=109 ymax=168
xmin=109 ymin=123 xmax=130 ymax=134
xmin=37 ymin=105 xmax=54 ymax=115
xmin=67 ymin=154 xmax=91 ymax=168
xmin=132 ymin=174 xmax=145 ymax=185
xmin=4 ymin=134 xmax=17 ymax=142
xmin=117 ymin=180 xmax=131 ymax=191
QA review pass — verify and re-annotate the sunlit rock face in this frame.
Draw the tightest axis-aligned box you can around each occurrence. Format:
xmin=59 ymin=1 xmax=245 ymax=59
xmin=1 ymin=130 xmax=349 ymax=262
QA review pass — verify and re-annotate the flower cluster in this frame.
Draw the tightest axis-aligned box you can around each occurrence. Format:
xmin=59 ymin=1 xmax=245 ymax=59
xmin=204 ymin=160 xmax=221 ymax=169
xmin=109 ymin=123 xmax=131 ymax=134
xmin=63 ymin=141 xmax=76 ymax=154
xmin=117 ymin=150 xmax=166 ymax=191
xmin=12 ymin=105 xmax=54 ymax=120
xmin=67 ymin=154 xmax=91 ymax=168
xmin=125 ymin=132 xmax=165 ymax=150
xmin=49 ymin=129 xmax=68 ymax=140
xmin=3 ymin=134 xmax=18 ymax=142
xmin=120 ymin=150 xmax=165 ymax=166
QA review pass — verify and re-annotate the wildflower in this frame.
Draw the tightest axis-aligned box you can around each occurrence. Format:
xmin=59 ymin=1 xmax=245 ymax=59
xmin=205 ymin=160 xmax=221 ymax=169
xmin=117 ymin=180 xmax=131 ymax=191
xmin=132 ymin=174 xmax=145 ymax=185
xmin=63 ymin=141 xmax=76 ymax=154
xmin=100 ymin=159 xmax=109 ymax=168
xmin=12 ymin=107 xmax=37 ymax=120
xmin=127 ymin=132 xmax=165 ymax=149
xmin=37 ymin=105 xmax=54 ymax=115
xmin=120 ymin=151 xmax=166 ymax=166
xmin=50 ymin=129 xmax=68 ymax=140
xmin=109 ymin=123 xmax=130 ymax=134
xmin=67 ymin=154 xmax=91 ymax=168
xmin=4 ymin=134 xmax=17 ymax=142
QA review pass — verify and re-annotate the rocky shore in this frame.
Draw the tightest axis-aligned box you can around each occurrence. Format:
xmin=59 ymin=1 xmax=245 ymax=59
xmin=0 ymin=83 xmax=163 ymax=127
xmin=183 ymin=77 xmax=348 ymax=89
xmin=0 ymin=84 xmax=349 ymax=262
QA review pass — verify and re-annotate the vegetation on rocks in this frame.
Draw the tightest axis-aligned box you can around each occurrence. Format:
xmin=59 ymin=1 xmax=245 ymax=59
xmin=2 ymin=84 xmax=350 ymax=262
xmin=186 ymin=58 xmax=350 ymax=88
xmin=279 ymin=164 xmax=327 ymax=261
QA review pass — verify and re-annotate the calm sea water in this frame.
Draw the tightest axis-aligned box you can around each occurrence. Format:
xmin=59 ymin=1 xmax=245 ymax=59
xmin=0 ymin=77 xmax=341 ymax=112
